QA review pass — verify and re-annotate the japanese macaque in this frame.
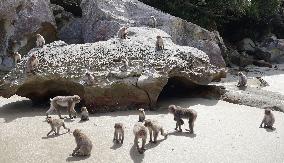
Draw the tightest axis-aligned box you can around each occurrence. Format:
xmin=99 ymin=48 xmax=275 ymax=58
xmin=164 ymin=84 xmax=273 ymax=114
xmin=83 ymin=72 xmax=96 ymax=86
xmin=174 ymin=118 xmax=184 ymax=131
xmin=25 ymin=54 xmax=39 ymax=75
xmin=10 ymin=51 xmax=21 ymax=63
xmin=144 ymin=119 xmax=167 ymax=143
xmin=117 ymin=26 xmax=128 ymax=39
xmin=113 ymin=123 xmax=124 ymax=144
xmin=72 ymin=129 xmax=93 ymax=156
xmin=138 ymin=108 xmax=145 ymax=122
xmin=150 ymin=16 xmax=157 ymax=28
xmin=168 ymin=105 xmax=197 ymax=134
xmin=36 ymin=34 xmax=45 ymax=48
xmin=259 ymin=108 xmax=275 ymax=129
xmin=46 ymin=95 xmax=81 ymax=119
xmin=46 ymin=117 xmax=70 ymax=136
xmin=133 ymin=122 xmax=148 ymax=154
xmin=156 ymin=36 xmax=164 ymax=51
xmin=119 ymin=58 xmax=129 ymax=71
xmin=80 ymin=107 xmax=89 ymax=121
xmin=256 ymin=76 xmax=269 ymax=87
xmin=237 ymin=72 xmax=247 ymax=87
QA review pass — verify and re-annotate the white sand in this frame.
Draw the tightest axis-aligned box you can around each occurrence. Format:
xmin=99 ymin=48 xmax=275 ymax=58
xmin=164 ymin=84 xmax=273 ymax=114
xmin=0 ymin=96 xmax=283 ymax=163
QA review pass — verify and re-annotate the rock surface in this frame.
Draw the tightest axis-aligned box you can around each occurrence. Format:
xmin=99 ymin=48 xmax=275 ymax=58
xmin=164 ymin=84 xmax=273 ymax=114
xmin=1 ymin=27 xmax=225 ymax=112
xmin=0 ymin=0 xmax=57 ymax=59
xmin=79 ymin=0 xmax=226 ymax=68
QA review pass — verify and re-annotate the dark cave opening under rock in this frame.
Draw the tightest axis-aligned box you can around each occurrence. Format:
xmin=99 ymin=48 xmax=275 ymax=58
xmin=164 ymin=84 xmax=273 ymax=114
xmin=157 ymin=77 xmax=223 ymax=102
xmin=15 ymin=79 xmax=85 ymax=107
xmin=50 ymin=0 xmax=82 ymax=17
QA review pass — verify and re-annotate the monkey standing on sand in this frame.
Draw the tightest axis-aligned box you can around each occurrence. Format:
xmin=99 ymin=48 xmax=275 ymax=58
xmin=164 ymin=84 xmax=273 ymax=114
xmin=113 ymin=123 xmax=124 ymax=144
xmin=46 ymin=117 xmax=70 ymax=136
xmin=133 ymin=122 xmax=148 ymax=154
xmin=237 ymin=72 xmax=247 ymax=87
xmin=259 ymin=108 xmax=275 ymax=129
xmin=138 ymin=108 xmax=145 ymax=122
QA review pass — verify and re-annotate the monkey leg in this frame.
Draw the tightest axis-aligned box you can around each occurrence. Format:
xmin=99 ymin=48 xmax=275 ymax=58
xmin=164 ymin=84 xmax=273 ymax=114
xmin=134 ymin=136 xmax=139 ymax=149
xmin=188 ymin=121 xmax=194 ymax=134
xmin=149 ymin=130 xmax=153 ymax=142
xmin=46 ymin=106 xmax=55 ymax=118
xmin=47 ymin=129 xmax=55 ymax=136
xmin=113 ymin=131 xmax=117 ymax=142
xmin=62 ymin=123 xmax=70 ymax=132
xmin=56 ymin=127 xmax=61 ymax=135
xmin=120 ymin=133 xmax=124 ymax=144
xmin=141 ymin=138 xmax=146 ymax=150
xmin=72 ymin=146 xmax=80 ymax=156
xmin=160 ymin=128 xmax=168 ymax=139
xmin=153 ymin=132 xmax=158 ymax=143
xmin=70 ymin=109 xmax=77 ymax=119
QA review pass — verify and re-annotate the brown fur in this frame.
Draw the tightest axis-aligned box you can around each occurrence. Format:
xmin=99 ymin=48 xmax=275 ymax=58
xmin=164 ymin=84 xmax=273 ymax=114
xmin=133 ymin=122 xmax=148 ymax=154
xmin=144 ymin=119 xmax=167 ymax=143
xmin=156 ymin=36 xmax=164 ymax=51
xmin=260 ymin=109 xmax=275 ymax=129
xmin=168 ymin=105 xmax=197 ymax=134
xmin=113 ymin=123 xmax=124 ymax=144
xmin=72 ymin=129 xmax=93 ymax=156
xmin=46 ymin=117 xmax=70 ymax=136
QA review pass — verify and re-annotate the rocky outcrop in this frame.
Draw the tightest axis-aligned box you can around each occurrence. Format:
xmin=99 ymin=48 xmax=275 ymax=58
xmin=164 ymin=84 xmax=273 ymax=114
xmin=1 ymin=27 xmax=226 ymax=112
xmin=0 ymin=0 xmax=57 ymax=59
xmin=78 ymin=0 xmax=226 ymax=68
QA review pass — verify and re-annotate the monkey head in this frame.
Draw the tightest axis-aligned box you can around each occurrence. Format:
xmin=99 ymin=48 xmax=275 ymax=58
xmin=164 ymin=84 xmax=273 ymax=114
xmin=157 ymin=35 xmax=162 ymax=39
xmin=138 ymin=108 xmax=144 ymax=112
xmin=114 ymin=123 xmax=123 ymax=129
xmin=265 ymin=109 xmax=271 ymax=115
xmin=168 ymin=105 xmax=176 ymax=114
xmin=36 ymin=34 xmax=42 ymax=38
xmin=46 ymin=117 xmax=53 ymax=124
xmin=72 ymin=95 xmax=81 ymax=103
xmin=144 ymin=119 xmax=153 ymax=128
xmin=81 ymin=107 xmax=87 ymax=112
xmin=73 ymin=129 xmax=81 ymax=137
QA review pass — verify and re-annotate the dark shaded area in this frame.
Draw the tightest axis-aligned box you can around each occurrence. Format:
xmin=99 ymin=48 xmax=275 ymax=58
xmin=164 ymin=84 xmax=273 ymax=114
xmin=50 ymin=0 xmax=82 ymax=17
xmin=157 ymin=77 xmax=224 ymax=102
xmin=15 ymin=78 xmax=85 ymax=105
xmin=0 ymin=19 xmax=7 ymax=55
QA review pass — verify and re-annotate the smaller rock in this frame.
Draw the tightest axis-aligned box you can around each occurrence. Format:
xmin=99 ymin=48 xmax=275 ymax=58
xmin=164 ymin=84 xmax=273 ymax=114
xmin=238 ymin=38 xmax=256 ymax=52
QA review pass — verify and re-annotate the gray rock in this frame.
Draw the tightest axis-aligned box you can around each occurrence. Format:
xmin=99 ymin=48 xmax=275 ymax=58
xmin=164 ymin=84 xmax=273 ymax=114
xmin=79 ymin=0 xmax=226 ymax=68
xmin=2 ymin=27 xmax=226 ymax=111
xmin=258 ymin=36 xmax=284 ymax=63
xmin=0 ymin=0 xmax=56 ymax=57
xmin=238 ymin=38 xmax=256 ymax=52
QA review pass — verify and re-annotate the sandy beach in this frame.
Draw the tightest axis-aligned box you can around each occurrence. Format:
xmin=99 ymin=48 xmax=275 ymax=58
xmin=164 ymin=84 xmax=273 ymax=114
xmin=0 ymin=95 xmax=283 ymax=163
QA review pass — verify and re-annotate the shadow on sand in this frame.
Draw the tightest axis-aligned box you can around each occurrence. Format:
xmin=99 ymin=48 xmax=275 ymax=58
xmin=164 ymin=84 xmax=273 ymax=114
xmin=41 ymin=131 xmax=70 ymax=139
xmin=66 ymin=155 xmax=90 ymax=162
xmin=110 ymin=142 xmax=123 ymax=150
xmin=129 ymin=145 xmax=145 ymax=163
xmin=168 ymin=131 xmax=197 ymax=138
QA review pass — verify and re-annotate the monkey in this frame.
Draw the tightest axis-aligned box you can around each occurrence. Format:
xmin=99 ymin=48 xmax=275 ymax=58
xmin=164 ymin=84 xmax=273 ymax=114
xmin=174 ymin=118 xmax=184 ymax=131
xmin=259 ymin=108 xmax=275 ymax=130
xmin=72 ymin=129 xmax=93 ymax=156
xmin=46 ymin=117 xmax=70 ymax=136
xmin=138 ymin=108 xmax=145 ymax=122
xmin=36 ymin=34 xmax=45 ymax=48
xmin=144 ymin=119 xmax=167 ymax=143
xmin=83 ymin=72 xmax=96 ymax=86
xmin=117 ymin=26 xmax=128 ymax=39
xmin=168 ymin=105 xmax=197 ymax=134
xmin=256 ymin=76 xmax=269 ymax=87
xmin=46 ymin=95 xmax=81 ymax=119
xmin=150 ymin=16 xmax=157 ymax=28
xmin=113 ymin=123 xmax=124 ymax=144
xmin=119 ymin=58 xmax=129 ymax=72
xmin=11 ymin=52 xmax=21 ymax=63
xmin=237 ymin=72 xmax=247 ymax=87
xmin=133 ymin=122 xmax=148 ymax=154
xmin=25 ymin=54 xmax=39 ymax=75
xmin=156 ymin=36 xmax=164 ymax=51
xmin=80 ymin=107 xmax=89 ymax=121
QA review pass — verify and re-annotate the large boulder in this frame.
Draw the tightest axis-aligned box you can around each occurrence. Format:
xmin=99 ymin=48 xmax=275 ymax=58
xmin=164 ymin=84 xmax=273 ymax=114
xmin=0 ymin=0 xmax=57 ymax=58
xmin=258 ymin=36 xmax=284 ymax=63
xmin=1 ymin=27 xmax=226 ymax=112
xmin=79 ymin=0 xmax=226 ymax=68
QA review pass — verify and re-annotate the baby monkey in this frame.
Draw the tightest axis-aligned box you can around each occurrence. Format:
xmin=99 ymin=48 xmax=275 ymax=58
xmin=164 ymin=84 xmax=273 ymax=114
xmin=113 ymin=123 xmax=124 ymax=144
xmin=46 ymin=117 xmax=70 ymax=136
xmin=156 ymin=36 xmax=164 ymax=51
xmin=80 ymin=107 xmax=89 ymax=121
xmin=138 ymin=108 xmax=145 ymax=122
xmin=144 ymin=119 xmax=168 ymax=143
xmin=259 ymin=108 xmax=275 ymax=130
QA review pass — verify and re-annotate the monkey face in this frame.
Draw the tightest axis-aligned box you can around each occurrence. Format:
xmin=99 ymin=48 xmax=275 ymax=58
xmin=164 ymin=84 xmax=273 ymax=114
xmin=73 ymin=129 xmax=81 ymax=137
xmin=144 ymin=120 xmax=152 ymax=127
xmin=73 ymin=95 xmax=81 ymax=103
xmin=138 ymin=108 xmax=144 ymax=112
xmin=114 ymin=124 xmax=122 ymax=129
xmin=81 ymin=107 xmax=87 ymax=112
xmin=265 ymin=109 xmax=271 ymax=115
xmin=47 ymin=118 xmax=52 ymax=124
xmin=168 ymin=105 xmax=176 ymax=114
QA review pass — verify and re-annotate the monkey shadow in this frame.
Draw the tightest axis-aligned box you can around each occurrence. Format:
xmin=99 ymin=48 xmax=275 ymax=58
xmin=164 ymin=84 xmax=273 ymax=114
xmin=129 ymin=145 xmax=145 ymax=163
xmin=168 ymin=131 xmax=196 ymax=138
xmin=237 ymin=86 xmax=247 ymax=91
xmin=64 ymin=118 xmax=76 ymax=123
xmin=144 ymin=139 xmax=166 ymax=150
xmin=110 ymin=142 xmax=123 ymax=150
xmin=0 ymin=99 xmax=46 ymax=123
xmin=78 ymin=119 xmax=89 ymax=123
xmin=66 ymin=155 xmax=90 ymax=162
xmin=41 ymin=132 xmax=70 ymax=139
xmin=265 ymin=127 xmax=276 ymax=132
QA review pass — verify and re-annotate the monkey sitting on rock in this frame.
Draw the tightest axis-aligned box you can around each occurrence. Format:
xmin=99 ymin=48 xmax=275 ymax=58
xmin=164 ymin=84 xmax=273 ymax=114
xmin=25 ymin=54 xmax=39 ymax=75
xmin=237 ymin=72 xmax=247 ymax=87
xmin=156 ymin=36 xmax=164 ymax=51
xmin=36 ymin=34 xmax=45 ymax=48
xmin=117 ymin=26 xmax=128 ymax=39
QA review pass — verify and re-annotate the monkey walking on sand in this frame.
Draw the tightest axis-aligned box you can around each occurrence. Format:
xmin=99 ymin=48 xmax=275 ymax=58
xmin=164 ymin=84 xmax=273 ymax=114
xmin=113 ymin=123 xmax=124 ymax=144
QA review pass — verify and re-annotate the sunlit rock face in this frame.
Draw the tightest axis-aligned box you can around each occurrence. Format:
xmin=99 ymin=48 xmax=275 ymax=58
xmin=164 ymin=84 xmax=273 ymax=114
xmin=2 ymin=27 xmax=226 ymax=112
